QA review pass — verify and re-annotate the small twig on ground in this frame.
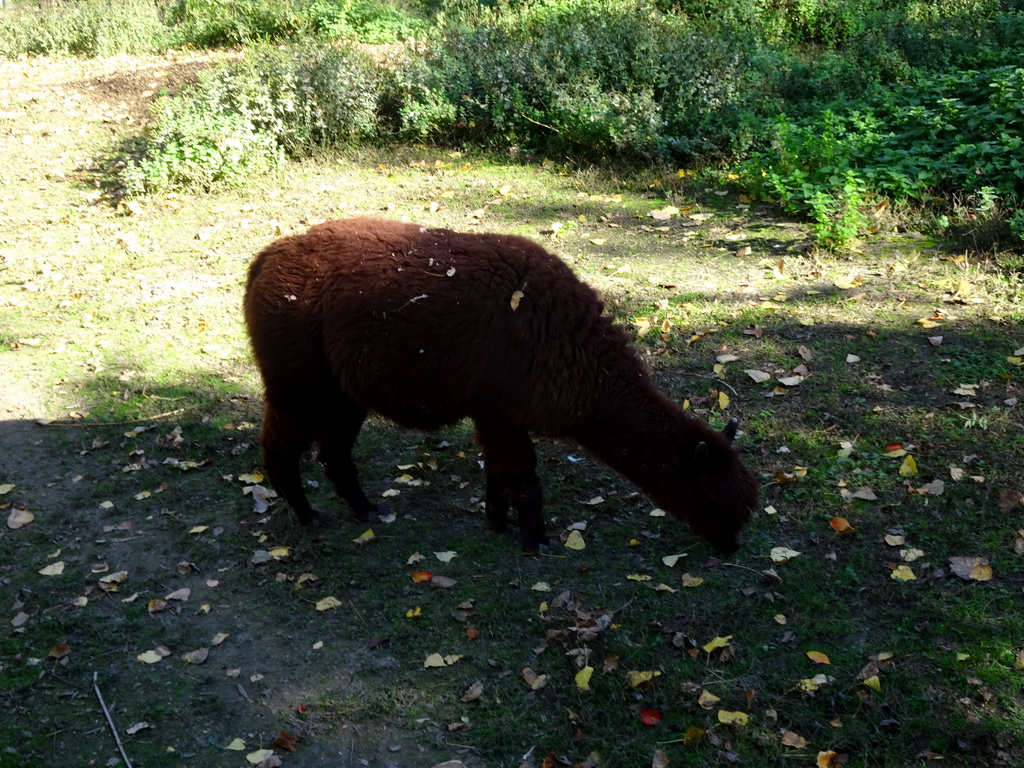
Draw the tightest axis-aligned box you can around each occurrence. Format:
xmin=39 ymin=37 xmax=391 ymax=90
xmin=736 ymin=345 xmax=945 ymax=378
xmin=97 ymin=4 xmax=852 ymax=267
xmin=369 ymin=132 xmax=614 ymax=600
xmin=37 ymin=408 xmax=187 ymax=427
xmin=92 ymin=671 xmax=133 ymax=768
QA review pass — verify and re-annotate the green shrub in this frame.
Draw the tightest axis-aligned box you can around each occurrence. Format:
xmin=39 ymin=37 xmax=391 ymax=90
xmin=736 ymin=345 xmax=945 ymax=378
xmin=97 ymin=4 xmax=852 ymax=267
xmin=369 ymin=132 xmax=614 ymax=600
xmin=120 ymin=43 xmax=384 ymax=194
xmin=396 ymin=0 xmax=767 ymax=159
xmin=120 ymin=94 xmax=284 ymax=195
xmin=167 ymin=0 xmax=301 ymax=47
xmin=0 ymin=0 xmax=169 ymax=57
xmin=738 ymin=65 xmax=1024 ymax=248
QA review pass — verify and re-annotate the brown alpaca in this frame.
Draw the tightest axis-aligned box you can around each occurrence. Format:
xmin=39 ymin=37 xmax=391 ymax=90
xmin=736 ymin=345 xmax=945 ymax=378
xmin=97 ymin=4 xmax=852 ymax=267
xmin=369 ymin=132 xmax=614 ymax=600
xmin=244 ymin=217 xmax=757 ymax=552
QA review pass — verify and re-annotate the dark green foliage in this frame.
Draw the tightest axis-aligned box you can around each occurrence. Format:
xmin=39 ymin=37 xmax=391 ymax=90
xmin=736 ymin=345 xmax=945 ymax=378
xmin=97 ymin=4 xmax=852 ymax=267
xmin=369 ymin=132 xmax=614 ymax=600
xmin=739 ymin=66 xmax=1024 ymax=247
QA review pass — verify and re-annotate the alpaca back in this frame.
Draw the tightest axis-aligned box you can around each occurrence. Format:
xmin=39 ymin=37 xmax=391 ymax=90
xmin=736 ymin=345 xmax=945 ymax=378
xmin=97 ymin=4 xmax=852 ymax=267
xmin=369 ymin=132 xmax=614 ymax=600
xmin=244 ymin=217 xmax=641 ymax=434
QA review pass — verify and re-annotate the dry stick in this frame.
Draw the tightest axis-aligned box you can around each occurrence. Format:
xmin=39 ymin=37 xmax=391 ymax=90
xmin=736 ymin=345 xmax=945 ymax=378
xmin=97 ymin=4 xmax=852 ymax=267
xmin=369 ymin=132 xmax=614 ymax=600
xmin=92 ymin=671 xmax=133 ymax=768
xmin=37 ymin=408 xmax=187 ymax=428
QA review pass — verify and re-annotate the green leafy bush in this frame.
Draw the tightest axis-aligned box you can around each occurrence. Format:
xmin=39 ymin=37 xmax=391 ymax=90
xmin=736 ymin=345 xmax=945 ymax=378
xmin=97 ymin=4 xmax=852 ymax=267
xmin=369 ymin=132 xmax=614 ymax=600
xmin=167 ymin=0 xmax=301 ymax=47
xmin=121 ymin=43 xmax=383 ymax=194
xmin=396 ymin=0 xmax=766 ymax=159
xmin=0 ymin=0 xmax=169 ymax=57
xmin=120 ymin=93 xmax=285 ymax=195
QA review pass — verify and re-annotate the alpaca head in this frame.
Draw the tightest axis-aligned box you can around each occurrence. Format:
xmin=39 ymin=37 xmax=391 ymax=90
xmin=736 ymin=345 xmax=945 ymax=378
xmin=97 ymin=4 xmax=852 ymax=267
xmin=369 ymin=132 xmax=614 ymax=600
xmin=679 ymin=417 xmax=757 ymax=553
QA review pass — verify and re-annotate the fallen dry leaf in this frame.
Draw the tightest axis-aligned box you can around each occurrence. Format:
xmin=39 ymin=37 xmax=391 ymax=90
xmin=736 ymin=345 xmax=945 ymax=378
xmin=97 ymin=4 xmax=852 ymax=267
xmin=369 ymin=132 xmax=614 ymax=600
xmin=461 ymin=680 xmax=484 ymax=702
xmin=771 ymin=546 xmax=801 ymax=563
xmin=949 ymin=556 xmax=993 ymax=582
xmin=717 ymin=710 xmax=749 ymax=726
xmin=182 ymin=647 xmax=209 ymax=665
xmin=7 ymin=507 xmax=34 ymax=529
xmin=315 ymin=596 xmax=342 ymax=611
xmin=781 ymin=730 xmax=810 ymax=748
xmin=521 ymin=667 xmax=548 ymax=690
xmin=575 ymin=665 xmax=594 ymax=691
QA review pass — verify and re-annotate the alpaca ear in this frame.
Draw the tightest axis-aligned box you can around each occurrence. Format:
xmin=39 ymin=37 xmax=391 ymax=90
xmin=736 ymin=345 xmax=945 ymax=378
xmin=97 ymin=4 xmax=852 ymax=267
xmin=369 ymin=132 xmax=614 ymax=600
xmin=694 ymin=441 xmax=708 ymax=460
xmin=722 ymin=417 xmax=739 ymax=442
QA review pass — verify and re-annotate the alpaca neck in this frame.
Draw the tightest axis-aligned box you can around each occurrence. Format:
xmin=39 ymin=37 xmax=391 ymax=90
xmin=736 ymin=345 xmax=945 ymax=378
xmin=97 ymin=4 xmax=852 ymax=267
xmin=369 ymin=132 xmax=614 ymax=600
xmin=569 ymin=378 xmax=708 ymax=507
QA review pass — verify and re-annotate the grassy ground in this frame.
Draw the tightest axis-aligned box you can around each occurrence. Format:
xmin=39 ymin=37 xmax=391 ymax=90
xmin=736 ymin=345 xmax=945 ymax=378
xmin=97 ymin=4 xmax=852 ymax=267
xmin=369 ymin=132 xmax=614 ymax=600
xmin=2 ymin=53 xmax=1024 ymax=768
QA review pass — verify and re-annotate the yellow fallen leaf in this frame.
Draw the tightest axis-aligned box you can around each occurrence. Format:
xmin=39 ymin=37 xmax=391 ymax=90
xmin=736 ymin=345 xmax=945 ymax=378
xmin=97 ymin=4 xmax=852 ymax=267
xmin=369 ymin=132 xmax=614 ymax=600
xmin=717 ymin=710 xmax=749 ymax=726
xmin=863 ymin=675 xmax=882 ymax=692
xmin=799 ymin=674 xmax=833 ymax=691
xmin=627 ymin=573 xmax=652 ymax=582
xmin=225 ymin=738 xmax=246 ymax=751
xmin=564 ymin=530 xmax=586 ymax=550
xmin=211 ymin=633 xmax=230 ymax=646
xmin=702 ymin=635 xmax=732 ymax=654
xmin=137 ymin=650 xmax=164 ymax=664
xmin=531 ymin=581 xmax=551 ymax=592
xmin=189 ymin=525 xmax=208 ymax=535
xmin=718 ymin=391 xmax=731 ymax=410
xmin=39 ymin=561 xmax=65 ymax=576
xmin=807 ymin=651 xmax=831 ymax=665
xmin=246 ymin=749 xmax=275 ymax=765
xmin=0 ymin=484 xmax=15 ymax=494
xmin=628 ymin=670 xmax=662 ymax=688
xmin=315 ymin=596 xmax=342 ymax=611
xmin=662 ymin=554 xmax=686 ymax=567
xmin=698 ymin=689 xmax=720 ymax=709
xmin=575 ymin=665 xmax=594 ymax=691
xmin=352 ymin=529 xmax=375 ymax=544
xmin=890 ymin=565 xmax=916 ymax=582
xmin=899 ymin=455 xmax=918 ymax=477
xmin=681 ymin=573 xmax=704 ymax=587
xmin=683 ymin=727 xmax=706 ymax=745
xmin=406 ymin=606 xmax=422 ymax=619
xmin=434 ymin=551 xmax=457 ymax=562
xmin=268 ymin=546 xmax=290 ymax=559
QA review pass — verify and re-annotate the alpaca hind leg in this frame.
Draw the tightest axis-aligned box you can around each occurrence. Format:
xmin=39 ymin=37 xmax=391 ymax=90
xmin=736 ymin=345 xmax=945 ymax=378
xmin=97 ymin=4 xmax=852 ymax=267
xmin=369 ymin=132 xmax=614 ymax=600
xmin=476 ymin=423 xmax=546 ymax=552
xmin=317 ymin=397 xmax=379 ymax=522
xmin=260 ymin=399 xmax=318 ymax=525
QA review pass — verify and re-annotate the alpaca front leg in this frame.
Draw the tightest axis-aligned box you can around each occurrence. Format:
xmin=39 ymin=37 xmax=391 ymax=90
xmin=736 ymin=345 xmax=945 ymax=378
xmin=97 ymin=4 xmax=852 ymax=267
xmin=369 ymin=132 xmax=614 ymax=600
xmin=476 ymin=421 xmax=548 ymax=552
xmin=485 ymin=471 xmax=510 ymax=532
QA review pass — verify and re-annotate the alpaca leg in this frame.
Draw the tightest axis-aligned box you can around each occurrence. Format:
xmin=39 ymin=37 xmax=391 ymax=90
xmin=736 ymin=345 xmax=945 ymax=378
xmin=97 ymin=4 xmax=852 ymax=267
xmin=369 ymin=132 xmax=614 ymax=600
xmin=476 ymin=423 xmax=547 ymax=552
xmin=260 ymin=398 xmax=318 ymax=525
xmin=317 ymin=397 xmax=379 ymax=522
xmin=485 ymin=470 xmax=510 ymax=532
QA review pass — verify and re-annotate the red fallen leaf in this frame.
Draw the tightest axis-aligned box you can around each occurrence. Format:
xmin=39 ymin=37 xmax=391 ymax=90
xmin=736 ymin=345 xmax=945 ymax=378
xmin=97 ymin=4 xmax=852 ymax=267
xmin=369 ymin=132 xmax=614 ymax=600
xmin=829 ymin=517 xmax=855 ymax=535
xmin=885 ymin=443 xmax=903 ymax=452
xmin=296 ymin=704 xmax=309 ymax=714
xmin=571 ymin=728 xmax=584 ymax=743
xmin=411 ymin=571 xmax=433 ymax=583
xmin=466 ymin=627 xmax=479 ymax=640
xmin=640 ymin=709 xmax=662 ymax=726
xmin=273 ymin=731 xmax=299 ymax=752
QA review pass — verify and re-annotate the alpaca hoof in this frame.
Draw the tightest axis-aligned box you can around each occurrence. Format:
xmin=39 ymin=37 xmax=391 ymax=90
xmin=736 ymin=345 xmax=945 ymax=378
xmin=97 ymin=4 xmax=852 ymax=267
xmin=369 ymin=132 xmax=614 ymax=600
xmin=353 ymin=503 xmax=387 ymax=522
xmin=522 ymin=538 xmax=552 ymax=555
xmin=295 ymin=509 xmax=323 ymax=527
